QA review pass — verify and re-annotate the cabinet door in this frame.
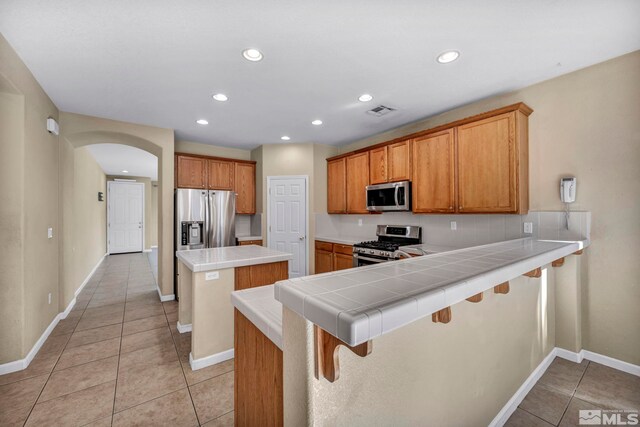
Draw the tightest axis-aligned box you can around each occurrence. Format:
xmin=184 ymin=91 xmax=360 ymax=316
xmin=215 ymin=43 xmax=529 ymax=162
xmin=457 ymin=112 xmax=516 ymax=213
xmin=176 ymin=155 xmax=207 ymax=188
xmin=234 ymin=162 xmax=256 ymax=214
xmin=412 ymin=130 xmax=456 ymax=213
xmin=388 ymin=140 xmax=411 ymax=182
xmin=333 ymin=253 xmax=353 ymax=271
xmin=327 ymin=158 xmax=347 ymax=214
xmin=315 ymin=250 xmax=334 ymax=274
xmin=346 ymin=152 xmax=370 ymax=214
xmin=208 ymin=159 xmax=235 ymax=190
xmin=369 ymin=146 xmax=388 ymax=184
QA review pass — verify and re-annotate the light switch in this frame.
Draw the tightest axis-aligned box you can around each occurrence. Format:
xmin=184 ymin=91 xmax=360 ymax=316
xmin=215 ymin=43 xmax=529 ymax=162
xmin=205 ymin=271 xmax=220 ymax=281
xmin=450 ymin=221 xmax=457 ymax=231
xmin=47 ymin=228 xmax=53 ymax=239
xmin=358 ymin=219 xmax=363 ymax=226
xmin=524 ymin=222 xmax=533 ymax=234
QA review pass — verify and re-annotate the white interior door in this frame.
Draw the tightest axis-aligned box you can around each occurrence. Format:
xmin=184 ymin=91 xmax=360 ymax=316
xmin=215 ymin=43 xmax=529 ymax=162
xmin=108 ymin=181 xmax=144 ymax=254
xmin=268 ymin=176 xmax=307 ymax=278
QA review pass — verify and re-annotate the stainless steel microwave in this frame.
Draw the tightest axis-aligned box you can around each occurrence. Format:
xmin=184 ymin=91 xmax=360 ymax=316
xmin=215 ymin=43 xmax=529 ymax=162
xmin=366 ymin=181 xmax=411 ymax=212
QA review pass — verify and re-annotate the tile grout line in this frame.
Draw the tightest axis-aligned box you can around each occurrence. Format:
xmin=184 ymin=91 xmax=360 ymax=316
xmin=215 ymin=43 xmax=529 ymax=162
xmin=164 ymin=303 xmax=203 ymax=426
xmin=110 ymin=259 xmax=133 ymax=425
xmin=20 ymin=269 xmax=103 ymax=426
xmin=555 ymin=360 xmax=592 ymax=425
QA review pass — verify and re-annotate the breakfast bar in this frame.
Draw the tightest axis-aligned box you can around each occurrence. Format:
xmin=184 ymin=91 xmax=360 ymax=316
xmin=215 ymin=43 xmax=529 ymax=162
xmin=231 ymin=237 xmax=589 ymax=425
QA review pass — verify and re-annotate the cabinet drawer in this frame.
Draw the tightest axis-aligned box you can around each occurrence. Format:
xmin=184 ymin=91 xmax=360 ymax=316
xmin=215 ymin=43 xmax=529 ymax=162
xmin=315 ymin=241 xmax=334 ymax=252
xmin=333 ymin=244 xmax=353 ymax=255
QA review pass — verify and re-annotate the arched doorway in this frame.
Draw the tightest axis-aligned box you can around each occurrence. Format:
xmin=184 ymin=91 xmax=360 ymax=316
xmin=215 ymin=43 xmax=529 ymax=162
xmin=60 ymin=118 xmax=175 ymax=304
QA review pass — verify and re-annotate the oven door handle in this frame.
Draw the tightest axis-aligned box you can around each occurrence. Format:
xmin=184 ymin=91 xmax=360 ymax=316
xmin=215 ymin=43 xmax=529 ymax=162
xmin=354 ymin=254 xmax=390 ymax=263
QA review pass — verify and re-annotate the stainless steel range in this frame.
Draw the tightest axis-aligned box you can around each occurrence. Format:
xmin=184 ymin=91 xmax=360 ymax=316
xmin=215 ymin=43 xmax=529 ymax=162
xmin=352 ymin=225 xmax=422 ymax=267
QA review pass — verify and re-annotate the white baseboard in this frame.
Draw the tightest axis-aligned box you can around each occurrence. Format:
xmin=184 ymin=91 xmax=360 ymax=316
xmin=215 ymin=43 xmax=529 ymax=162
xmin=0 ymin=253 xmax=107 ymax=376
xmin=581 ymin=350 xmax=640 ymax=377
xmin=75 ymin=253 xmax=107 ymax=298
xmin=491 ymin=347 xmax=640 ymax=426
xmin=176 ymin=321 xmax=192 ymax=333
xmin=489 ymin=348 xmax=557 ymax=427
xmin=155 ymin=284 xmax=175 ymax=302
xmin=189 ymin=349 xmax=234 ymax=371
xmin=151 ymin=245 xmax=158 ymax=249
xmin=143 ymin=249 xmax=152 ymax=253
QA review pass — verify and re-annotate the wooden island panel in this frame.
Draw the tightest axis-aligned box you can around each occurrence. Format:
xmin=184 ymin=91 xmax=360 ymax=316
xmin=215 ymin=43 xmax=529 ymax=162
xmin=235 ymin=309 xmax=283 ymax=427
xmin=235 ymin=261 xmax=289 ymax=291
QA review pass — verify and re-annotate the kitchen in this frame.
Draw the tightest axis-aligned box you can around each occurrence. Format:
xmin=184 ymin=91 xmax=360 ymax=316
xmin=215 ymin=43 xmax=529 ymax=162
xmin=1 ymin=2 xmax=639 ymax=427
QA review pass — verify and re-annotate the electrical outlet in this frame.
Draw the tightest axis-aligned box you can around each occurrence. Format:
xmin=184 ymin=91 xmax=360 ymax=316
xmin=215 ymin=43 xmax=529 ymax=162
xmin=205 ymin=271 xmax=220 ymax=281
xmin=47 ymin=227 xmax=53 ymax=239
xmin=358 ymin=219 xmax=363 ymax=226
xmin=48 ymin=293 xmax=52 ymax=304
xmin=450 ymin=221 xmax=457 ymax=231
xmin=524 ymin=222 xmax=533 ymax=234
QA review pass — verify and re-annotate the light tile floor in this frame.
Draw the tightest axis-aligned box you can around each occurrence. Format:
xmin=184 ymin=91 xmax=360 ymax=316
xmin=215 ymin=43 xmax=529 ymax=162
xmin=506 ymin=357 xmax=640 ymax=426
xmin=0 ymin=253 xmax=234 ymax=427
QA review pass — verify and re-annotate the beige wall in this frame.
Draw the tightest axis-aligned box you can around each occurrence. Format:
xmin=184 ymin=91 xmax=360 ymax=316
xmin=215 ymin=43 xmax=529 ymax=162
xmin=107 ymin=175 xmax=154 ymax=251
xmin=74 ymin=148 xmax=107 ymax=289
xmin=150 ymin=181 xmax=158 ymax=246
xmin=175 ymin=140 xmax=251 ymax=160
xmin=0 ymin=34 xmax=61 ymax=362
xmin=339 ymin=51 xmax=640 ymax=365
xmin=284 ymin=271 xmax=557 ymax=426
xmin=253 ymin=143 xmax=338 ymax=274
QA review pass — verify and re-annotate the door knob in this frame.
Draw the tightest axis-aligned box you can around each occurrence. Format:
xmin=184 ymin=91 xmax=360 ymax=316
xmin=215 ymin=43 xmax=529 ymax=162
xmin=299 ymin=236 xmax=305 ymax=240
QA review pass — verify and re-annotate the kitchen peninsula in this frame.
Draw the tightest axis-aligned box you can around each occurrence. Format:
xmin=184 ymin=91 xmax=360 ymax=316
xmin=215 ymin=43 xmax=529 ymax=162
xmin=176 ymin=245 xmax=291 ymax=370
xmin=231 ymin=237 xmax=589 ymax=425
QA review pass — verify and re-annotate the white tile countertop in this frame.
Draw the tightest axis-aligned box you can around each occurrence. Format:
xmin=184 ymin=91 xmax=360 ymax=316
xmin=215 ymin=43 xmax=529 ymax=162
xmin=315 ymin=235 xmax=363 ymax=246
xmin=176 ymin=246 xmax=292 ymax=272
xmin=236 ymin=235 xmax=263 ymax=242
xmin=275 ymin=238 xmax=589 ymax=347
xmin=231 ymin=285 xmax=283 ymax=350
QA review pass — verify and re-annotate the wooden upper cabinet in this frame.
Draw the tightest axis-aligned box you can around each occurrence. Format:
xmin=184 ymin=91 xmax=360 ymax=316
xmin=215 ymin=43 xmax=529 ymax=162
xmin=327 ymin=158 xmax=347 ymax=214
xmin=412 ymin=130 xmax=456 ymax=213
xmin=208 ymin=159 xmax=234 ymax=190
xmin=457 ymin=111 xmax=528 ymax=213
xmin=346 ymin=152 xmax=370 ymax=214
xmin=176 ymin=155 xmax=207 ymax=188
xmin=234 ymin=162 xmax=256 ymax=215
xmin=369 ymin=146 xmax=388 ymax=184
xmin=387 ymin=140 xmax=411 ymax=182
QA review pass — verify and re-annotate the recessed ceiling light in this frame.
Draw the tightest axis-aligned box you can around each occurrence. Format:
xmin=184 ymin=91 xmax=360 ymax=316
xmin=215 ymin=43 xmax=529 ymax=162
xmin=358 ymin=94 xmax=373 ymax=102
xmin=280 ymin=136 xmax=291 ymax=141
xmin=242 ymin=48 xmax=263 ymax=62
xmin=122 ymin=170 xmax=129 ymax=173
xmin=196 ymin=119 xmax=209 ymax=125
xmin=212 ymin=93 xmax=228 ymax=102
xmin=437 ymin=50 xmax=460 ymax=64
xmin=311 ymin=120 xmax=323 ymax=126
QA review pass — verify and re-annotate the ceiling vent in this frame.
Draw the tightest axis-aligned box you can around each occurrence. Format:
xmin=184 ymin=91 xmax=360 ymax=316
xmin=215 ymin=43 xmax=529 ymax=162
xmin=366 ymin=105 xmax=396 ymax=117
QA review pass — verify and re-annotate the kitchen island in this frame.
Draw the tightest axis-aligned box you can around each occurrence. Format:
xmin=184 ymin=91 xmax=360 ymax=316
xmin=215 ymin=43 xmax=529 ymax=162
xmin=175 ymin=245 xmax=291 ymax=370
xmin=231 ymin=237 xmax=589 ymax=425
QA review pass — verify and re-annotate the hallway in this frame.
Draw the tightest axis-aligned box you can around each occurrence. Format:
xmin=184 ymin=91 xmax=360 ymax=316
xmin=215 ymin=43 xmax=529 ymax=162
xmin=0 ymin=253 xmax=234 ymax=426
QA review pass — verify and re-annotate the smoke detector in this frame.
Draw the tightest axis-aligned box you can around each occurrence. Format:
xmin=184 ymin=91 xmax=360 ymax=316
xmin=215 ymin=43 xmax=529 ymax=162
xmin=366 ymin=105 xmax=396 ymax=117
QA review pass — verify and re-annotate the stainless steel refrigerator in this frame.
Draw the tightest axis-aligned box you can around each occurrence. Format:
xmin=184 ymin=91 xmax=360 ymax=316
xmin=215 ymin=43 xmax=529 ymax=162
xmin=174 ymin=189 xmax=236 ymax=297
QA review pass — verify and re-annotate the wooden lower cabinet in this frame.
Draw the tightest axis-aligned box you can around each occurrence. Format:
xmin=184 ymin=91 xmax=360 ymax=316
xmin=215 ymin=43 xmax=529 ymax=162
xmin=235 ymin=309 xmax=283 ymax=426
xmin=315 ymin=241 xmax=353 ymax=273
xmin=238 ymin=239 xmax=262 ymax=246
xmin=234 ymin=261 xmax=288 ymax=291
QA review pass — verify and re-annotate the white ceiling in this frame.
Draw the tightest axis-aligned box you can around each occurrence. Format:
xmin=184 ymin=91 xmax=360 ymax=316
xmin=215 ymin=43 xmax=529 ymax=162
xmin=1 ymin=1 xmax=639 ymax=149
xmin=85 ymin=144 xmax=158 ymax=180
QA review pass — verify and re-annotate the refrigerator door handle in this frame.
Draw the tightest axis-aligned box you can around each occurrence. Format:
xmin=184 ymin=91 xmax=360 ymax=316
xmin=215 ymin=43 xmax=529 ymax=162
xmin=203 ymin=190 xmax=210 ymax=248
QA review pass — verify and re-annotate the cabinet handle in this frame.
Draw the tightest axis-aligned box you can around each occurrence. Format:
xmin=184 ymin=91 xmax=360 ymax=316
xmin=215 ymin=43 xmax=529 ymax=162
xmin=459 ymin=206 xmax=463 ymax=210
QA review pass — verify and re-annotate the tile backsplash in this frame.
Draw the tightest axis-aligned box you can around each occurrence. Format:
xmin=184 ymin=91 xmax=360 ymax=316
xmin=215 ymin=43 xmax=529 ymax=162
xmin=315 ymin=210 xmax=590 ymax=246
